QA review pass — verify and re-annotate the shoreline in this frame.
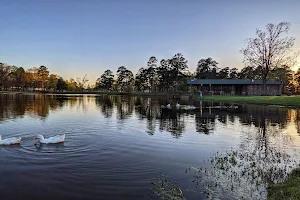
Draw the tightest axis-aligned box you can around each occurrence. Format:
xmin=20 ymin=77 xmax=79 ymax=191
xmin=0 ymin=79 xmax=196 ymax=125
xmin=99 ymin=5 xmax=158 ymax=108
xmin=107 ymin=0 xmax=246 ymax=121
xmin=196 ymin=95 xmax=300 ymax=108
xmin=2 ymin=91 xmax=300 ymax=108
xmin=0 ymin=90 xmax=169 ymax=97
xmin=267 ymin=168 xmax=300 ymax=200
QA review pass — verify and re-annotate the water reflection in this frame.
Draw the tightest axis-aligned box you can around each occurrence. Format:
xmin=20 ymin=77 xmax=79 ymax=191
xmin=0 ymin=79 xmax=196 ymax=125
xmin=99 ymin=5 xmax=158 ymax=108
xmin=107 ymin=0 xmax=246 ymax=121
xmin=186 ymin=105 xmax=300 ymax=199
xmin=0 ymin=94 xmax=62 ymax=120
xmin=0 ymin=94 xmax=93 ymax=121
xmin=1 ymin=94 xmax=300 ymax=200
xmin=1 ymin=94 xmax=300 ymax=139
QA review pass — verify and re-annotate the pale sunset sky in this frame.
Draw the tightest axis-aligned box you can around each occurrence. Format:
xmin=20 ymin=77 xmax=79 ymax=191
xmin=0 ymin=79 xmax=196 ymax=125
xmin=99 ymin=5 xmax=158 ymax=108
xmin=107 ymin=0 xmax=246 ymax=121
xmin=1 ymin=0 xmax=300 ymax=84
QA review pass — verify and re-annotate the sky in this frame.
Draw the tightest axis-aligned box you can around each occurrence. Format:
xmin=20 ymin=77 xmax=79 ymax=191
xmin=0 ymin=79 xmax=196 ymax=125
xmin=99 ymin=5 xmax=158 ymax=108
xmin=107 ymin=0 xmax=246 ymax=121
xmin=1 ymin=0 xmax=300 ymax=84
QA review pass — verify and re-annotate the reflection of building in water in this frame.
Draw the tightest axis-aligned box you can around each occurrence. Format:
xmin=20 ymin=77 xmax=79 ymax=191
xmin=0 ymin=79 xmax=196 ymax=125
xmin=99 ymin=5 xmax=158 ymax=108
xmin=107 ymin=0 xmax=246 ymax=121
xmin=93 ymin=95 xmax=297 ymax=138
xmin=2 ymin=94 xmax=297 ymax=141
xmin=195 ymin=110 xmax=216 ymax=134
xmin=188 ymin=105 xmax=299 ymax=200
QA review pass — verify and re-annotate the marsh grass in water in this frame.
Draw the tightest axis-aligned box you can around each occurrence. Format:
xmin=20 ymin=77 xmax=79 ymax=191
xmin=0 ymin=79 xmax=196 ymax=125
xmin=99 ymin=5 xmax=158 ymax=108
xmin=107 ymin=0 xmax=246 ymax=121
xmin=150 ymin=175 xmax=185 ymax=200
xmin=187 ymin=148 xmax=299 ymax=200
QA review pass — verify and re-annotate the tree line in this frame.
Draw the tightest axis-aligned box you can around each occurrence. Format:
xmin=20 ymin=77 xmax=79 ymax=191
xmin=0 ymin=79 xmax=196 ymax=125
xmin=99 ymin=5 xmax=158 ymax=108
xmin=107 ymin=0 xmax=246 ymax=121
xmin=0 ymin=63 xmax=90 ymax=92
xmin=1 ymin=56 xmax=300 ymax=94
xmin=94 ymin=56 xmax=300 ymax=93
xmin=1 ymin=22 xmax=299 ymax=94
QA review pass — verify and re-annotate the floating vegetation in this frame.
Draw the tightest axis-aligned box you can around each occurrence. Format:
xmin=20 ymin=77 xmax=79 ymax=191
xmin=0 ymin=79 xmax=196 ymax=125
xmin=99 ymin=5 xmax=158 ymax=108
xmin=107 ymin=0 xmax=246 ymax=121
xmin=150 ymin=175 xmax=185 ymax=200
xmin=187 ymin=148 xmax=299 ymax=200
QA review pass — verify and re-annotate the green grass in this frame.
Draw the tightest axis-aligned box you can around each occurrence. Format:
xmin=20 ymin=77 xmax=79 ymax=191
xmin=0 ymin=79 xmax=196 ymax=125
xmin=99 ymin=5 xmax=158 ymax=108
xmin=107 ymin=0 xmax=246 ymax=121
xmin=0 ymin=91 xmax=32 ymax=94
xmin=198 ymin=95 xmax=300 ymax=107
xmin=95 ymin=91 xmax=167 ymax=96
xmin=268 ymin=168 xmax=300 ymax=200
xmin=0 ymin=90 xmax=168 ymax=97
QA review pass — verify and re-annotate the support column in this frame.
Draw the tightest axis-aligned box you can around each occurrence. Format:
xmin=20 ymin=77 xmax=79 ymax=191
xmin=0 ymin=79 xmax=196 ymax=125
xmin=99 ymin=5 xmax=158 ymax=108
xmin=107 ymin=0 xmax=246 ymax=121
xmin=221 ymin=85 xmax=223 ymax=95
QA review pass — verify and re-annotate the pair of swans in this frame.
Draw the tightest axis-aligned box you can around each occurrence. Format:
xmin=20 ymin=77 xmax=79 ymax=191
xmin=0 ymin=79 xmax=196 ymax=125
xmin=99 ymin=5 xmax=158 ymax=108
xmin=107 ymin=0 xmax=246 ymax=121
xmin=0 ymin=134 xmax=65 ymax=146
xmin=167 ymin=103 xmax=180 ymax=109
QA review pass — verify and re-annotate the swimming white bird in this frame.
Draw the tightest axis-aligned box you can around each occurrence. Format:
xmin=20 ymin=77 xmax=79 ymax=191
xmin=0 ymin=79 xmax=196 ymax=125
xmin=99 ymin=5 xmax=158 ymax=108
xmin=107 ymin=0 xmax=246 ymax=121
xmin=167 ymin=103 xmax=171 ymax=109
xmin=34 ymin=134 xmax=65 ymax=144
xmin=0 ymin=135 xmax=21 ymax=145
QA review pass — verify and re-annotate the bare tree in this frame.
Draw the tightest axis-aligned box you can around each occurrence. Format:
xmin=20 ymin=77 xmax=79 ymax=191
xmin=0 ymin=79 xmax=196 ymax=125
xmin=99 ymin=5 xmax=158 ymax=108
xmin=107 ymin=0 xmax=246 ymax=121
xmin=241 ymin=22 xmax=298 ymax=94
xmin=77 ymin=74 xmax=89 ymax=91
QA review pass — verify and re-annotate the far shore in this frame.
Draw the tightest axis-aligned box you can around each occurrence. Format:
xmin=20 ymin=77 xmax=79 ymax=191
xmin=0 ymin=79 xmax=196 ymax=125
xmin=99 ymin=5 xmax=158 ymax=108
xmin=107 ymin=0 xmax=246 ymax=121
xmin=2 ymin=90 xmax=300 ymax=108
xmin=0 ymin=90 xmax=169 ymax=97
xmin=198 ymin=95 xmax=300 ymax=108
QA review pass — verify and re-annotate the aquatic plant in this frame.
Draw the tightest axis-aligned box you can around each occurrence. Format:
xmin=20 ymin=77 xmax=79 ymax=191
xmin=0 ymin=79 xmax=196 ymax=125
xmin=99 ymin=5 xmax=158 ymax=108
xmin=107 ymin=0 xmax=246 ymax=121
xmin=150 ymin=175 xmax=185 ymax=200
xmin=187 ymin=148 xmax=299 ymax=200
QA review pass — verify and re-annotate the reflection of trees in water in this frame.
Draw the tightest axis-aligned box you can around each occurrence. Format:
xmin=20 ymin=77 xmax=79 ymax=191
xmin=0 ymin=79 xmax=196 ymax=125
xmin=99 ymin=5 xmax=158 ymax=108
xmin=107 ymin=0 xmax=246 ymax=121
xmin=76 ymin=95 xmax=88 ymax=113
xmin=0 ymin=94 xmax=53 ymax=120
xmin=193 ymin=103 xmax=292 ymax=136
xmin=134 ymin=97 xmax=161 ymax=135
xmin=94 ymin=95 xmax=188 ymax=137
xmin=95 ymin=95 xmax=135 ymax=120
xmin=195 ymin=112 xmax=216 ymax=134
xmin=297 ymin=110 xmax=300 ymax=135
xmin=0 ymin=94 xmax=90 ymax=121
xmin=133 ymin=97 xmax=187 ymax=137
xmin=95 ymin=95 xmax=114 ymax=118
xmin=159 ymin=109 xmax=186 ymax=138
xmin=115 ymin=96 xmax=134 ymax=120
xmin=187 ymin=105 xmax=299 ymax=200
xmin=288 ymin=109 xmax=300 ymax=135
xmin=94 ymin=96 xmax=299 ymax=141
xmin=135 ymin=100 xmax=299 ymax=199
xmin=94 ymin=95 xmax=187 ymax=137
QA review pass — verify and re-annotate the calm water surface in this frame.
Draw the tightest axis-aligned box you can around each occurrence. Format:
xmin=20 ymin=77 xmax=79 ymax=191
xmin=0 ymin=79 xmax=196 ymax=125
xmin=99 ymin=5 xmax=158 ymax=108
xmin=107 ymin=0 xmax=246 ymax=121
xmin=0 ymin=94 xmax=299 ymax=200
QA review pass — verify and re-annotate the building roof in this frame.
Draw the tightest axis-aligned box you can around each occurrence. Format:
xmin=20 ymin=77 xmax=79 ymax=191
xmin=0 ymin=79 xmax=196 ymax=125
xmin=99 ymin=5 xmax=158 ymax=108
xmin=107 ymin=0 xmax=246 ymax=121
xmin=187 ymin=79 xmax=283 ymax=85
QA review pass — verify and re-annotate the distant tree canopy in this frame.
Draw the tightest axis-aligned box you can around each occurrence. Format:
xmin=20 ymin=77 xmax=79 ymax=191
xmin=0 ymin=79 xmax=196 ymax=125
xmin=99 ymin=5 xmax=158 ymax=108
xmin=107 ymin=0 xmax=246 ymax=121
xmin=56 ymin=78 xmax=67 ymax=91
xmin=38 ymin=66 xmax=49 ymax=90
xmin=96 ymin=70 xmax=114 ymax=91
xmin=135 ymin=67 xmax=149 ymax=92
xmin=196 ymin=58 xmax=219 ymax=79
xmin=1 ymin=55 xmax=299 ymax=94
xmin=0 ymin=63 xmax=83 ymax=92
xmin=116 ymin=66 xmax=134 ymax=92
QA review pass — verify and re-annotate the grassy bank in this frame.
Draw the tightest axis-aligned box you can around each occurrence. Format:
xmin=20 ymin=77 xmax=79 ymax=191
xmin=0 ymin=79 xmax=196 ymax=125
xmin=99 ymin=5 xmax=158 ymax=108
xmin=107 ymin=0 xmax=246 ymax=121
xmin=268 ymin=168 xmax=300 ymax=200
xmin=197 ymin=95 xmax=300 ymax=107
xmin=95 ymin=91 xmax=168 ymax=96
xmin=0 ymin=90 xmax=169 ymax=97
xmin=0 ymin=91 xmax=36 ymax=94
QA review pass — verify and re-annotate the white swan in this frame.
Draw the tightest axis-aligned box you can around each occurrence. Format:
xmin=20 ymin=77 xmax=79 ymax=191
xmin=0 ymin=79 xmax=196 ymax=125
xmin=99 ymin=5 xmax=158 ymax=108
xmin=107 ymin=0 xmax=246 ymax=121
xmin=34 ymin=134 xmax=65 ymax=144
xmin=0 ymin=135 xmax=21 ymax=145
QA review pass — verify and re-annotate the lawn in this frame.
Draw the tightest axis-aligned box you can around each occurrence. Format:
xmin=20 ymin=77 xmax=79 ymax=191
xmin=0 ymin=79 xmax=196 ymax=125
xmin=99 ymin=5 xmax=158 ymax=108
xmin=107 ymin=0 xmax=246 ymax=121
xmin=0 ymin=90 xmax=168 ymax=97
xmin=268 ymin=168 xmax=300 ymax=200
xmin=198 ymin=95 xmax=300 ymax=107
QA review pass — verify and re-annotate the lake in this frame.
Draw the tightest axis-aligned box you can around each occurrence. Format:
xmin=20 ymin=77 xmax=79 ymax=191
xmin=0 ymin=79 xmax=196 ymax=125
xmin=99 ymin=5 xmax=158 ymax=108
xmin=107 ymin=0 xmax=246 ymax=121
xmin=0 ymin=94 xmax=299 ymax=200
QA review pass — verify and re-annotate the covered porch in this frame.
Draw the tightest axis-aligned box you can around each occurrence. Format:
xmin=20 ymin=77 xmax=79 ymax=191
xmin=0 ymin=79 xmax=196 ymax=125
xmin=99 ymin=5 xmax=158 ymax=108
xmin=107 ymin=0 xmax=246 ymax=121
xmin=189 ymin=84 xmax=245 ymax=96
